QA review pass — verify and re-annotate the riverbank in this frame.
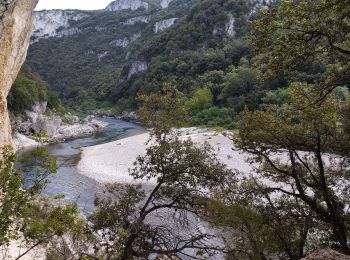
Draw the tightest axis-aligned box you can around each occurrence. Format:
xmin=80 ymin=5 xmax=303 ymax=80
xmin=11 ymin=101 xmax=110 ymax=150
xmin=77 ymin=127 xmax=252 ymax=184
xmin=13 ymin=117 xmax=108 ymax=150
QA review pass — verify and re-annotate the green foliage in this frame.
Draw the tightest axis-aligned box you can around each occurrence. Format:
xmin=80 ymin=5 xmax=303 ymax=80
xmin=252 ymin=0 xmax=350 ymax=98
xmin=90 ymin=87 xmax=233 ymax=258
xmin=22 ymin=203 xmax=79 ymax=244
xmin=0 ymin=146 xmax=30 ymax=245
xmin=0 ymin=138 xmax=80 ymax=257
xmin=8 ymin=66 xmax=63 ymax=113
xmin=234 ymin=84 xmax=350 ymax=254
xmin=92 ymin=132 xmax=230 ymax=259
xmin=219 ymin=65 xmax=261 ymax=111
xmin=26 ymin=0 xmax=260 ymax=121
xmin=138 ymin=83 xmax=189 ymax=137
xmin=8 ymin=67 xmax=48 ymax=112
xmin=192 ymin=107 xmax=237 ymax=129
xmin=0 ymin=145 xmax=81 ymax=259
xmin=185 ymin=87 xmax=213 ymax=114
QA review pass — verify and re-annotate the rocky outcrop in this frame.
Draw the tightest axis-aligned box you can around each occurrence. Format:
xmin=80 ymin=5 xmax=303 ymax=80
xmin=302 ymin=249 xmax=350 ymax=260
xmin=105 ymin=0 xmax=149 ymax=11
xmin=153 ymin=18 xmax=177 ymax=33
xmin=32 ymin=10 xmax=88 ymax=42
xmin=160 ymin=0 xmax=174 ymax=9
xmin=225 ymin=14 xmax=235 ymax=37
xmin=13 ymin=103 xmax=108 ymax=146
xmin=127 ymin=61 xmax=148 ymax=79
xmin=250 ymin=0 xmax=272 ymax=15
xmin=121 ymin=15 xmax=150 ymax=25
xmin=13 ymin=133 xmax=38 ymax=150
xmin=0 ymin=0 xmax=38 ymax=148
xmin=111 ymin=32 xmax=141 ymax=48
xmin=97 ymin=51 xmax=109 ymax=62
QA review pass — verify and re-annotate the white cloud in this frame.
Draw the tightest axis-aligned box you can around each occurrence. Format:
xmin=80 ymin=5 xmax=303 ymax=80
xmin=35 ymin=0 xmax=113 ymax=11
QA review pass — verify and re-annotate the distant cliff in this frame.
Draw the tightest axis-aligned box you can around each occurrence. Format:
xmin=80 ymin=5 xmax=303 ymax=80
xmin=32 ymin=10 xmax=91 ymax=42
xmin=27 ymin=0 xmax=272 ymax=112
xmin=0 ymin=0 xmax=38 ymax=147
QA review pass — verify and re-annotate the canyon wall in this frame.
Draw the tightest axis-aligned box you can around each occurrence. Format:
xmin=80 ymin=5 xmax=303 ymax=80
xmin=0 ymin=0 xmax=38 ymax=147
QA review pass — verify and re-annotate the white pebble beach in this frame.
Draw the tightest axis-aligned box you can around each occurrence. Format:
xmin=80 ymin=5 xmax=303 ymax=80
xmin=77 ymin=128 xmax=253 ymax=184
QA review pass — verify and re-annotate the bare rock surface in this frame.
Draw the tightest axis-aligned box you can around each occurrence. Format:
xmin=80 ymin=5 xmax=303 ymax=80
xmin=153 ymin=18 xmax=177 ymax=33
xmin=105 ymin=0 xmax=149 ymax=11
xmin=302 ymin=249 xmax=350 ymax=260
xmin=0 ymin=0 xmax=38 ymax=148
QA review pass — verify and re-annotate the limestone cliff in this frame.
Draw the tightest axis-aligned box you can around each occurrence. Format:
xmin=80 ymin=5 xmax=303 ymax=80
xmin=32 ymin=10 xmax=89 ymax=42
xmin=0 ymin=0 xmax=38 ymax=147
xmin=105 ymin=0 xmax=149 ymax=11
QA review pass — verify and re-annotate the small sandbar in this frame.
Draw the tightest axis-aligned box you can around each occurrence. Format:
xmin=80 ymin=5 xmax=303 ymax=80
xmin=77 ymin=128 xmax=252 ymax=184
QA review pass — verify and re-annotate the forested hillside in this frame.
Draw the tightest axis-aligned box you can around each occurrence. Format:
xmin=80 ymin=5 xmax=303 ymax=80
xmin=2 ymin=0 xmax=350 ymax=259
xmin=8 ymin=66 xmax=62 ymax=113
xmin=26 ymin=0 xmax=273 ymax=127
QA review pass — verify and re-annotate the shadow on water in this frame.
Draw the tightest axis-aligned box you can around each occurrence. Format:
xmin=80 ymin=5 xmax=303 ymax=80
xmin=18 ymin=118 xmax=145 ymax=216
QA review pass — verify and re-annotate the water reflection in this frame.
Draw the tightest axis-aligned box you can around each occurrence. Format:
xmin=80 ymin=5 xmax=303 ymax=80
xmin=19 ymin=118 xmax=145 ymax=215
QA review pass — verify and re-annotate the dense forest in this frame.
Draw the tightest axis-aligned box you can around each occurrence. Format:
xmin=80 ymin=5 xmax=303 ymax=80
xmin=8 ymin=66 xmax=62 ymax=113
xmin=1 ymin=0 xmax=350 ymax=259
xmin=26 ymin=0 xmax=278 ymax=128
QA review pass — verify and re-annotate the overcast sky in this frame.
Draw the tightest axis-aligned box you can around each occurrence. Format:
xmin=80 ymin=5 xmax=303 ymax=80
xmin=35 ymin=0 xmax=112 ymax=10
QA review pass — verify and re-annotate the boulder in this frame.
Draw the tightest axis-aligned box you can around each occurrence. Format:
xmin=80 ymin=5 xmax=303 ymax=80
xmin=302 ymin=249 xmax=350 ymax=260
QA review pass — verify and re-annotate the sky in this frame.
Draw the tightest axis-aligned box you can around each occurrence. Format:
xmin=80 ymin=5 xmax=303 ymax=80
xmin=35 ymin=0 xmax=112 ymax=11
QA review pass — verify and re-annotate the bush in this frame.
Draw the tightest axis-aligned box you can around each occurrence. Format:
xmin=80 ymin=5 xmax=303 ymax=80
xmin=191 ymin=107 xmax=237 ymax=129
xmin=8 ymin=66 xmax=63 ymax=113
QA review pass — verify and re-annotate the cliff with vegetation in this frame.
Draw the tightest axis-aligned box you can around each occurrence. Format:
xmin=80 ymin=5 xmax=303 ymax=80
xmin=0 ymin=0 xmax=38 ymax=147
xmin=27 ymin=0 xmax=272 ymax=123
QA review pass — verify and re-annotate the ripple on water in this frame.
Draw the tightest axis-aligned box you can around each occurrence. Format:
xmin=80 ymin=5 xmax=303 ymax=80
xmin=20 ymin=118 xmax=145 ymax=215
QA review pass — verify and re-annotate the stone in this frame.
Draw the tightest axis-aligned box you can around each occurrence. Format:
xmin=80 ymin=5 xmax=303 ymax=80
xmin=0 ymin=0 xmax=38 ymax=148
xmin=302 ymin=249 xmax=350 ymax=260
xmin=105 ymin=0 xmax=149 ymax=11
xmin=32 ymin=10 xmax=88 ymax=42
xmin=225 ymin=14 xmax=235 ymax=37
xmin=111 ymin=32 xmax=141 ymax=48
xmin=160 ymin=0 xmax=174 ymax=9
xmin=121 ymin=15 xmax=150 ymax=25
xmin=153 ymin=18 xmax=177 ymax=33
xmin=127 ymin=61 xmax=148 ymax=79
xmin=97 ymin=51 xmax=108 ymax=62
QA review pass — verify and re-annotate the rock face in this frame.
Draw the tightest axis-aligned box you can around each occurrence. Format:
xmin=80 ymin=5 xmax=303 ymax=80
xmin=111 ymin=32 xmax=141 ymax=48
xmin=160 ymin=0 xmax=174 ymax=9
xmin=153 ymin=18 xmax=177 ymax=33
xmin=225 ymin=14 xmax=235 ymax=37
xmin=121 ymin=15 xmax=150 ymax=25
xmin=0 ymin=0 xmax=38 ymax=148
xmin=302 ymin=249 xmax=350 ymax=260
xmin=32 ymin=10 xmax=88 ymax=42
xmin=250 ymin=0 xmax=272 ymax=14
xmin=127 ymin=61 xmax=148 ymax=79
xmin=13 ymin=103 xmax=108 ymax=145
xmin=105 ymin=0 xmax=149 ymax=11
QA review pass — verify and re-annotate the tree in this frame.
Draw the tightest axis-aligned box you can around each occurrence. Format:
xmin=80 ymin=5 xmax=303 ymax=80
xmin=91 ymin=85 xmax=232 ymax=259
xmin=233 ymin=84 xmax=350 ymax=255
xmin=205 ymin=192 xmax=313 ymax=260
xmin=252 ymin=0 xmax=350 ymax=101
xmin=185 ymin=87 xmax=213 ymax=115
xmin=0 ymin=140 xmax=80 ymax=258
xmin=219 ymin=66 xmax=260 ymax=112
xmin=138 ymin=84 xmax=188 ymax=139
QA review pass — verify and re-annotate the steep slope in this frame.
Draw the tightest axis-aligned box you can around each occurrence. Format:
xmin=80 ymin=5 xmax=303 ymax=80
xmin=0 ymin=0 xmax=38 ymax=147
xmin=32 ymin=9 xmax=92 ymax=42
xmin=26 ymin=0 xmax=272 ymax=113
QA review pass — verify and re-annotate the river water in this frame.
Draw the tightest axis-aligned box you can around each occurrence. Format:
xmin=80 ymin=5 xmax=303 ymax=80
xmin=20 ymin=118 xmax=145 ymax=215
xmin=19 ymin=118 xmax=224 ymax=259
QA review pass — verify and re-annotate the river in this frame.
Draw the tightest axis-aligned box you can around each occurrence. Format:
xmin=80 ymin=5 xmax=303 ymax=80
xmin=20 ymin=118 xmax=145 ymax=215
